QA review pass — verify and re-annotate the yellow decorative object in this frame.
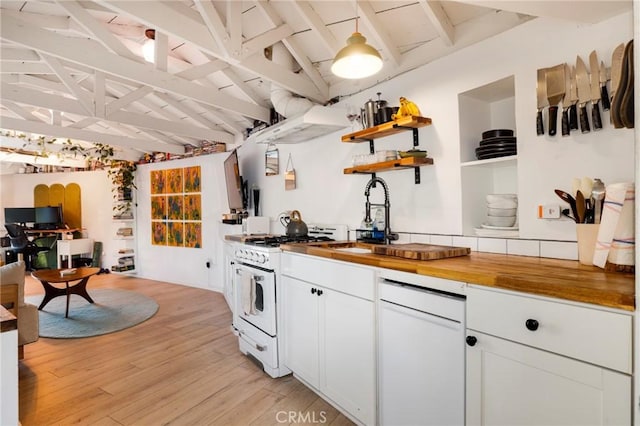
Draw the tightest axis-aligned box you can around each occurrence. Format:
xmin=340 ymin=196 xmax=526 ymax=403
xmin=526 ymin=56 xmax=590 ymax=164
xmin=392 ymin=97 xmax=421 ymax=120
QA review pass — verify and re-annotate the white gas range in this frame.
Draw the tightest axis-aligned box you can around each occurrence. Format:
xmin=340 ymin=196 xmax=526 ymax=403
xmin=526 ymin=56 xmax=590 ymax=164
xmin=229 ymin=224 xmax=347 ymax=378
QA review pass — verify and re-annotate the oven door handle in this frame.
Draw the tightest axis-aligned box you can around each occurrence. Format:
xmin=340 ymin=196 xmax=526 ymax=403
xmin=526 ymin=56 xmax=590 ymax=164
xmin=237 ymin=329 xmax=267 ymax=352
xmin=235 ymin=269 xmax=264 ymax=281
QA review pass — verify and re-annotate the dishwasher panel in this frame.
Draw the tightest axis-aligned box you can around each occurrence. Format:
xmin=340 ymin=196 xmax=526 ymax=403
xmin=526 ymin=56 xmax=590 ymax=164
xmin=379 ymin=279 xmax=465 ymax=426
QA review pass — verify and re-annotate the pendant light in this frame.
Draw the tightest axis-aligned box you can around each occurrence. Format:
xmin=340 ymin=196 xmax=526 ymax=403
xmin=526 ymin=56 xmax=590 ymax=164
xmin=331 ymin=7 xmax=382 ymax=79
xmin=142 ymin=29 xmax=155 ymax=63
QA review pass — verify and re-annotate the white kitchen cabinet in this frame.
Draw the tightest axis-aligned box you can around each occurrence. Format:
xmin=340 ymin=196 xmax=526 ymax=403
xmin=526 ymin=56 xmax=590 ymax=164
xmin=466 ymin=286 xmax=632 ymax=425
xmin=282 ymin=276 xmax=319 ymax=386
xmin=282 ymin=253 xmax=376 ymax=425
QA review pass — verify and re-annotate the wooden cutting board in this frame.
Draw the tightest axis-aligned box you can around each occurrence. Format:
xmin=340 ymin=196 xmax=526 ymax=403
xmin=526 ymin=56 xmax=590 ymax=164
xmin=372 ymin=243 xmax=470 ymax=260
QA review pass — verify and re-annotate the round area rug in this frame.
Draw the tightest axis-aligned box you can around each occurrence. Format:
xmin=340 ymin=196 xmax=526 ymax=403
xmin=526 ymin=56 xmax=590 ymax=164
xmin=26 ymin=289 xmax=159 ymax=339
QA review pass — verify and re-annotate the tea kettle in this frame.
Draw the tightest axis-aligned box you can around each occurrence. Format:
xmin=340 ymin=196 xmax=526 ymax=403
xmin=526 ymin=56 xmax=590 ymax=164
xmin=282 ymin=210 xmax=308 ymax=237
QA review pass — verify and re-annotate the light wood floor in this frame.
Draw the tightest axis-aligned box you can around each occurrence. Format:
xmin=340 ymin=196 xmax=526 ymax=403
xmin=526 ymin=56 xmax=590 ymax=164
xmin=20 ymin=272 xmax=354 ymax=426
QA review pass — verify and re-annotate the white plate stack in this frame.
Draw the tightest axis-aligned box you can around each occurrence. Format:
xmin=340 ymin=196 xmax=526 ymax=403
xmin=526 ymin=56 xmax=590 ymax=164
xmin=475 ymin=194 xmax=519 ymax=237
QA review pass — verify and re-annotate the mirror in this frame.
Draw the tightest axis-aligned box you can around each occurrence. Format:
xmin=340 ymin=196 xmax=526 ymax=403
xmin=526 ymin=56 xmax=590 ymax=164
xmin=265 ymin=144 xmax=279 ymax=176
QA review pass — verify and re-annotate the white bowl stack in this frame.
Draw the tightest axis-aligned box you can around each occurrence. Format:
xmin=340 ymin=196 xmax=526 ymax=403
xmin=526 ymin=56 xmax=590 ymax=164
xmin=485 ymin=194 xmax=517 ymax=227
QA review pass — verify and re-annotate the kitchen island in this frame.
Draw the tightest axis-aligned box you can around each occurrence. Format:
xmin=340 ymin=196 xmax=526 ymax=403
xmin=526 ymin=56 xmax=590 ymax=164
xmin=280 ymin=241 xmax=634 ymax=311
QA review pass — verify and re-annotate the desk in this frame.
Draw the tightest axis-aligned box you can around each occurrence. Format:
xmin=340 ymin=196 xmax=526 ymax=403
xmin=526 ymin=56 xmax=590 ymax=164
xmin=57 ymin=238 xmax=93 ymax=268
xmin=31 ymin=267 xmax=100 ymax=318
xmin=25 ymin=228 xmax=79 ymax=238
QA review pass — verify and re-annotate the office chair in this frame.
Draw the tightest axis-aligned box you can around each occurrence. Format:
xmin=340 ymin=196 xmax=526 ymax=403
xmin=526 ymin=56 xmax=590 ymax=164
xmin=4 ymin=223 xmax=50 ymax=270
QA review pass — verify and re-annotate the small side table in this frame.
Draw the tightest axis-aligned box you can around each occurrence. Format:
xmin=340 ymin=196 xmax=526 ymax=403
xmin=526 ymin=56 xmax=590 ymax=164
xmin=57 ymin=238 xmax=94 ymax=269
xmin=31 ymin=267 xmax=100 ymax=318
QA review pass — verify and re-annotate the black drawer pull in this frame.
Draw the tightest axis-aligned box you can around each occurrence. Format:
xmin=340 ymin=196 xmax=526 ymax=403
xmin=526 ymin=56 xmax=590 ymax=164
xmin=525 ymin=319 xmax=539 ymax=331
xmin=466 ymin=336 xmax=477 ymax=346
xmin=311 ymin=288 xmax=317 ymax=294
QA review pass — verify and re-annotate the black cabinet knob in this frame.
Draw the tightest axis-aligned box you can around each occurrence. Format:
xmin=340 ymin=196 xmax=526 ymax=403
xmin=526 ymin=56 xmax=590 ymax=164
xmin=525 ymin=319 xmax=539 ymax=331
xmin=466 ymin=336 xmax=477 ymax=346
xmin=311 ymin=288 xmax=317 ymax=294
xmin=317 ymin=289 xmax=323 ymax=296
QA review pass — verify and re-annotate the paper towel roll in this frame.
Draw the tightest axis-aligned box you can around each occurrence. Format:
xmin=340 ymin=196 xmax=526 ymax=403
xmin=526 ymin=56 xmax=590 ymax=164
xmin=592 ymin=182 xmax=635 ymax=268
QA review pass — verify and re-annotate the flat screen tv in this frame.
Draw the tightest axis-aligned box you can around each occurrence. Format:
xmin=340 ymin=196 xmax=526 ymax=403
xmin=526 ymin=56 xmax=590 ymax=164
xmin=35 ymin=206 xmax=62 ymax=227
xmin=223 ymin=149 xmax=245 ymax=212
xmin=4 ymin=207 xmax=35 ymax=225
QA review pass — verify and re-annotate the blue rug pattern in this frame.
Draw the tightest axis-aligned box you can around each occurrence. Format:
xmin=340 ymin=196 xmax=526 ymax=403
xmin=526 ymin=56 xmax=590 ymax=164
xmin=26 ymin=289 xmax=159 ymax=339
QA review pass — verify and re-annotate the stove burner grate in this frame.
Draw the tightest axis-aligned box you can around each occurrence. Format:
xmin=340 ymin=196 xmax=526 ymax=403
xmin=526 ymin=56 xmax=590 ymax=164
xmin=244 ymin=235 xmax=334 ymax=247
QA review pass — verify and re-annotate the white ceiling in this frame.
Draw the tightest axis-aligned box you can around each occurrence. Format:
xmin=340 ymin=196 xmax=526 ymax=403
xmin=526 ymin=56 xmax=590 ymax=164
xmin=0 ymin=0 xmax=632 ymax=164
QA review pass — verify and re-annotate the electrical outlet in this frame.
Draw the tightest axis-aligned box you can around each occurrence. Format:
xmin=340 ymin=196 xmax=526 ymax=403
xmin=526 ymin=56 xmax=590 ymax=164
xmin=537 ymin=204 xmax=561 ymax=219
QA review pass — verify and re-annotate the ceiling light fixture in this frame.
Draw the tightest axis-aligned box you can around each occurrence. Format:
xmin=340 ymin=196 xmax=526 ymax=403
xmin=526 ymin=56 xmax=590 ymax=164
xmin=331 ymin=8 xmax=382 ymax=79
xmin=143 ymin=29 xmax=155 ymax=63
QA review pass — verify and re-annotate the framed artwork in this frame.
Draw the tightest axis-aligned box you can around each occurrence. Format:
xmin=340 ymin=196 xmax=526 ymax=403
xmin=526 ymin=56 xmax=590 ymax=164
xmin=166 ymin=168 xmax=183 ymax=194
xmin=151 ymin=196 xmax=167 ymax=220
xmin=151 ymin=166 xmax=202 ymax=248
xmin=167 ymin=195 xmax=184 ymax=220
xmin=184 ymin=223 xmax=202 ymax=248
xmin=150 ymin=170 xmax=166 ymax=194
xmin=184 ymin=194 xmax=201 ymax=220
xmin=184 ymin=166 xmax=201 ymax=192
xmin=167 ymin=222 xmax=184 ymax=247
xmin=151 ymin=221 xmax=167 ymax=245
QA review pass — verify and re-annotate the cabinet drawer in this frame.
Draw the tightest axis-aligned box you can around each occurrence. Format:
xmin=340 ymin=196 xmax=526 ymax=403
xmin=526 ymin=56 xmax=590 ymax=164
xmin=467 ymin=286 xmax=632 ymax=374
xmin=282 ymin=253 xmax=375 ymax=300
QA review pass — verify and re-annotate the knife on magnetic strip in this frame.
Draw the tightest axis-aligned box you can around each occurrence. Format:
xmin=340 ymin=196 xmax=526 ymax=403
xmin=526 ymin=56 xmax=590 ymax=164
xmin=545 ymin=64 xmax=565 ymax=136
xmin=561 ymin=63 xmax=572 ymax=136
xmin=610 ymin=43 xmax=625 ymax=127
xmin=536 ymin=68 xmax=548 ymax=136
xmin=600 ymin=61 xmax=610 ymax=111
xmin=575 ymin=55 xmax=591 ymax=133
xmin=588 ymin=51 xmax=603 ymax=130
xmin=569 ymin=65 xmax=579 ymax=130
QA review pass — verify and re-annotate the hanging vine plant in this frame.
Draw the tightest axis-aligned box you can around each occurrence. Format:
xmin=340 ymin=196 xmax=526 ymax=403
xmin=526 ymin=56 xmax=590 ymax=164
xmin=108 ymin=160 xmax=138 ymax=216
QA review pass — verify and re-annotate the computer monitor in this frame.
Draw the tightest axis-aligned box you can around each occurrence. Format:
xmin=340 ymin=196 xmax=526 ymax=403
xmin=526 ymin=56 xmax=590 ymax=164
xmin=35 ymin=206 xmax=62 ymax=229
xmin=4 ymin=207 xmax=36 ymax=226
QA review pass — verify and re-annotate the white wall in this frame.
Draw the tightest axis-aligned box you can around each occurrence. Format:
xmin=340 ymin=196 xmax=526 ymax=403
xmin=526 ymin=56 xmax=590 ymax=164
xmin=134 ymin=153 xmax=231 ymax=291
xmin=240 ymin=13 xmax=635 ymax=242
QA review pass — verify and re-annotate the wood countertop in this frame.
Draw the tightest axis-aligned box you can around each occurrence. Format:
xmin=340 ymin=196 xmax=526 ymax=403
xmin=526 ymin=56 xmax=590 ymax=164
xmin=280 ymin=241 xmax=635 ymax=312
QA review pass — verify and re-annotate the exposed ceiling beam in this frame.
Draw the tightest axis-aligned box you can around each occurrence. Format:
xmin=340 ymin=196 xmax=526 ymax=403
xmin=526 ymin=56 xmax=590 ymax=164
xmin=174 ymin=60 xmax=229 ymax=81
xmin=97 ymin=0 xmax=326 ymax=103
xmin=0 ymin=62 xmax=58 ymax=74
xmin=418 ymin=0 xmax=455 ymax=46
xmin=193 ymin=0 xmax=231 ymax=56
xmin=227 ymin=0 xmax=243 ymax=60
xmin=292 ymin=1 xmax=340 ymax=56
xmin=152 ymin=92 xmax=220 ymax=131
xmin=38 ymin=53 xmax=95 ymax=115
xmin=220 ymin=68 xmax=269 ymax=107
xmin=1 ymin=83 xmax=232 ymax=142
xmin=54 ymin=0 xmax=140 ymax=61
xmin=105 ymin=86 xmax=154 ymax=116
xmin=1 ymin=100 xmax=41 ymax=121
xmin=1 ymin=14 xmax=270 ymax=122
xmin=0 ymin=47 xmax=40 ymax=62
xmin=356 ymin=0 xmax=401 ymax=66
xmin=254 ymin=1 xmax=328 ymax=98
xmin=0 ymin=116 xmax=184 ymax=155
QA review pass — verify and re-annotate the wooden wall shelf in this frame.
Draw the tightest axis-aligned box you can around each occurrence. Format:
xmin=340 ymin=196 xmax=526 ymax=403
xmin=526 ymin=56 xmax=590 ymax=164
xmin=342 ymin=116 xmax=432 ymax=143
xmin=344 ymin=156 xmax=434 ymax=175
